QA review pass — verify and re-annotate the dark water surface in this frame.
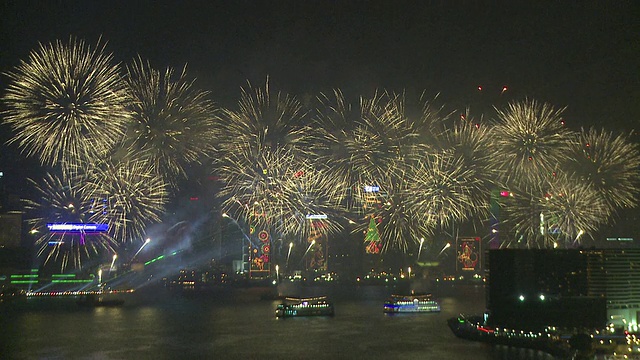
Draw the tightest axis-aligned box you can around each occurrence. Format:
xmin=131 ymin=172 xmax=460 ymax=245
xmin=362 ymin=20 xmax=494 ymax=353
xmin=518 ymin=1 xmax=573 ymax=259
xmin=0 ymin=284 xmax=559 ymax=360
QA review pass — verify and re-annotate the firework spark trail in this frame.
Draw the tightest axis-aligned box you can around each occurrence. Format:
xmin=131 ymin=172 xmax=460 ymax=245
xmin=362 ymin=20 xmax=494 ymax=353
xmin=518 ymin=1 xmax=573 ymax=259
xmin=565 ymin=127 xmax=640 ymax=212
xmin=83 ymin=158 xmax=169 ymax=244
xmin=121 ymin=57 xmax=220 ymax=186
xmin=23 ymin=173 xmax=117 ymax=272
xmin=492 ymin=99 xmax=574 ymax=187
xmin=1 ymin=37 xmax=130 ymax=170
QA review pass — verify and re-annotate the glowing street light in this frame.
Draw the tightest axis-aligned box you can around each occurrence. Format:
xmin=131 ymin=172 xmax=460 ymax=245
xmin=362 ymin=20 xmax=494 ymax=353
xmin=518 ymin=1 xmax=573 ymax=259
xmin=408 ymin=266 xmax=412 ymax=279
xmin=275 ymin=265 xmax=280 ymax=283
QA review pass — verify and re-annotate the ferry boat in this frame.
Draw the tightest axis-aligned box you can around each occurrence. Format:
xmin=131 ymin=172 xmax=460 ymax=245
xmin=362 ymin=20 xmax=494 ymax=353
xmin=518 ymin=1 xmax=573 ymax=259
xmin=275 ymin=296 xmax=334 ymax=318
xmin=383 ymin=293 xmax=441 ymax=313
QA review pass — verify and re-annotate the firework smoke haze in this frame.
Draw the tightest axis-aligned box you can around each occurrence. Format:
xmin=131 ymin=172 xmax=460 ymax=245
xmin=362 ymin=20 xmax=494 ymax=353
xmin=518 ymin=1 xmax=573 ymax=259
xmin=23 ymin=173 xmax=117 ymax=272
xmin=492 ymin=99 xmax=573 ymax=187
xmin=121 ymin=57 xmax=220 ymax=185
xmin=1 ymin=37 xmax=130 ymax=169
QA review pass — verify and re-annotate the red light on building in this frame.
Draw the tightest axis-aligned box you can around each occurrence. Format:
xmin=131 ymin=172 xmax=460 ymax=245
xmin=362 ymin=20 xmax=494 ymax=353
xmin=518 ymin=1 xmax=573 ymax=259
xmin=500 ymin=191 xmax=510 ymax=197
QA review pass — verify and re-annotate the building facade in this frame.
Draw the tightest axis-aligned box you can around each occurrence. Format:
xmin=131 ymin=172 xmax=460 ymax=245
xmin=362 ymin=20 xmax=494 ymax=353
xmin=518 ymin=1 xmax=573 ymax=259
xmin=486 ymin=249 xmax=640 ymax=331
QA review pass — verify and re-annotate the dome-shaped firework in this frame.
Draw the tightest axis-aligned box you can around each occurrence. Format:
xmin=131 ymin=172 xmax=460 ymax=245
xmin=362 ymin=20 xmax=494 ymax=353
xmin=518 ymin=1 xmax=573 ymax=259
xmin=492 ymin=99 xmax=573 ymax=187
xmin=219 ymin=143 xmax=345 ymax=241
xmin=23 ymin=173 xmax=117 ymax=272
xmin=565 ymin=127 xmax=640 ymax=212
xmin=1 ymin=37 xmax=130 ymax=169
xmin=121 ymin=57 xmax=220 ymax=185
xmin=83 ymin=158 xmax=169 ymax=244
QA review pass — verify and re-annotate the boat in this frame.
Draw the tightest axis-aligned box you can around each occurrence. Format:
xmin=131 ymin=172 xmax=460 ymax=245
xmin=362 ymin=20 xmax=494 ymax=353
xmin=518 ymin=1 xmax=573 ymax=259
xmin=275 ymin=296 xmax=334 ymax=318
xmin=383 ymin=293 xmax=441 ymax=313
xmin=447 ymin=314 xmax=571 ymax=358
xmin=77 ymin=294 xmax=125 ymax=307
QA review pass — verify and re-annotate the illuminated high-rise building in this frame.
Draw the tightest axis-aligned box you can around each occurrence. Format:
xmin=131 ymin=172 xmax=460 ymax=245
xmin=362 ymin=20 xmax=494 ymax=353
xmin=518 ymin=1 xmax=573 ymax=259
xmin=485 ymin=249 xmax=640 ymax=331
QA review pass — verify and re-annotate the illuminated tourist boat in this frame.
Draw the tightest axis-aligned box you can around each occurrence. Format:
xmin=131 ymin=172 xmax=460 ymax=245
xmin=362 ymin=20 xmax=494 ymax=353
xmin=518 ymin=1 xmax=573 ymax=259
xmin=383 ymin=294 xmax=441 ymax=313
xmin=275 ymin=296 xmax=334 ymax=317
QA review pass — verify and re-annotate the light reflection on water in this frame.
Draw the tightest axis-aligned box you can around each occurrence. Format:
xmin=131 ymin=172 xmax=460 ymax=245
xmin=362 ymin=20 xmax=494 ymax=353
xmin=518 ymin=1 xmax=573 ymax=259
xmin=1 ymin=284 xmax=560 ymax=360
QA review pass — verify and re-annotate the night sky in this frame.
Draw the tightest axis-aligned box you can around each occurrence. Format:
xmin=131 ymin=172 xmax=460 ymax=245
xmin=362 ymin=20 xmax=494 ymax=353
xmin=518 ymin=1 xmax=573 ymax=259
xmin=1 ymin=1 xmax=639 ymax=193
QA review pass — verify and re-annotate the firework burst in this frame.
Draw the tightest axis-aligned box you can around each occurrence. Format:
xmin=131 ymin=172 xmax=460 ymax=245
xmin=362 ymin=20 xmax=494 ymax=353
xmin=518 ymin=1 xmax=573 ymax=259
xmin=492 ymin=99 xmax=573 ymax=187
xmin=311 ymin=90 xmax=430 ymax=214
xmin=353 ymin=173 xmax=436 ymax=253
xmin=83 ymin=158 xmax=169 ymax=244
xmin=407 ymin=151 xmax=480 ymax=229
xmin=565 ymin=127 xmax=640 ymax=211
xmin=218 ymin=78 xmax=312 ymax=157
xmin=440 ymin=111 xmax=501 ymax=220
xmin=543 ymin=173 xmax=610 ymax=246
xmin=23 ymin=173 xmax=117 ymax=272
xmin=1 ymin=37 xmax=130 ymax=169
xmin=219 ymin=144 xmax=345 ymax=242
xmin=120 ymin=57 xmax=220 ymax=185
xmin=500 ymin=173 xmax=609 ymax=248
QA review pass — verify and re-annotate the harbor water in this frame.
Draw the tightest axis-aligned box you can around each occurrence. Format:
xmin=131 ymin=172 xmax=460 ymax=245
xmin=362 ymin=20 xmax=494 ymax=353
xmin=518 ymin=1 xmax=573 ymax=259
xmin=0 ymin=283 xmax=559 ymax=360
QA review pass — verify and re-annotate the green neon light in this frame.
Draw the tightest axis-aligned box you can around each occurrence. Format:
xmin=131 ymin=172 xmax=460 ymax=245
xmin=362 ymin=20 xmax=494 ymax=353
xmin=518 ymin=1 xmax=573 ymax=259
xmin=10 ymin=274 xmax=38 ymax=278
xmin=11 ymin=280 xmax=38 ymax=284
xmin=52 ymin=274 xmax=76 ymax=278
xmin=145 ymin=255 xmax=165 ymax=265
xmin=51 ymin=279 xmax=93 ymax=283
xmin=31 ymin=269 xmax=39 ymax=272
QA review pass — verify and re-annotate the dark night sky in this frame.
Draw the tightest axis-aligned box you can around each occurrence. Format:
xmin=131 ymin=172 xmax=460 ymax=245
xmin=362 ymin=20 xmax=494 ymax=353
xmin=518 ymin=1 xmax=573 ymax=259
xmin=1 ymin=1 xmax=639 ymax=193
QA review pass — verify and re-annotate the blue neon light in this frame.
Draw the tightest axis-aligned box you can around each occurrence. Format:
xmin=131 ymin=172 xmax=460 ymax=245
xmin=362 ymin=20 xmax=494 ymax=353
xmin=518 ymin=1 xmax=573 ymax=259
xmin=46 ymin=223 xmax=109 ymax=232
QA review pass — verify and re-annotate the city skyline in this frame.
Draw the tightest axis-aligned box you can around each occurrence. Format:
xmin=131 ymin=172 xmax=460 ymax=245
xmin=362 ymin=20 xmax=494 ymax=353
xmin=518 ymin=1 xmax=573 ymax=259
xmin=1 ymin=2 xmax=639 ymax=271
